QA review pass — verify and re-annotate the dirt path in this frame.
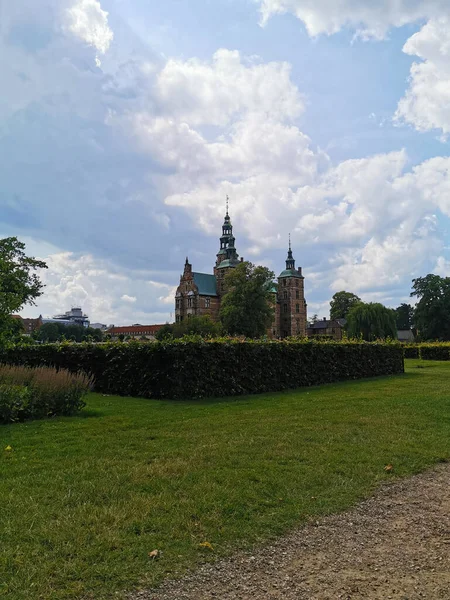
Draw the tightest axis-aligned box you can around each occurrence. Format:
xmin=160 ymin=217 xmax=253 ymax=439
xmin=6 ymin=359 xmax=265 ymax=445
xmin=132 ymin=464 xmax=450 ymax=600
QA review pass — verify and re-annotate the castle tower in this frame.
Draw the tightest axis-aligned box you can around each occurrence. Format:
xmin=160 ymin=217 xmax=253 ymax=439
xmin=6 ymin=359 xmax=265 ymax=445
xmin=214 ymin=197 xmax=241 ymax=296
xmin=277 ymin=236 xmax=307 ymax=338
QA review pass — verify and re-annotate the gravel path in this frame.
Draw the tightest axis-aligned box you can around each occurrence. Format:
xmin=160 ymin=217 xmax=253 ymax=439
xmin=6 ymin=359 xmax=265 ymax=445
xmin=132 ymin=464 xmax=450 ymax=600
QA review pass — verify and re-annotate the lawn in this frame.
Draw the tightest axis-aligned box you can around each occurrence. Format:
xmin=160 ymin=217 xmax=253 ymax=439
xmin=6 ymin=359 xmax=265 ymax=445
xmin=1 ymin=359 xmax=450 ymax=600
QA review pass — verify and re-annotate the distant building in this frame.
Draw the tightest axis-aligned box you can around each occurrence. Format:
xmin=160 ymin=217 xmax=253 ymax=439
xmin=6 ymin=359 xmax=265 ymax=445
xmin=307 ymin=317 xmax=346 ymax=341
xmin=52 ymin=307 xmax=90 ymax=328
xmin=175 ymin=204 xmax=307 ymax=338
xmin=11 ymin=315 xmax=43 ymax=335
xmin=90 ymin=322 xmax=108 ymax=330
xmin=397 ymin=329 xmax=415 ymax=342
xmin=106 ymin=324 xmax=164 ymax=340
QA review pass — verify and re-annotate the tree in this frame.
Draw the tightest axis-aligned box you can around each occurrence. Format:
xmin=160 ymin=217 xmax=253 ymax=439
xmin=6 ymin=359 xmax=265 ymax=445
xmin=0 ymin=237 xmax=47 ymax=340
xmin=219 ymin=261 xmax=275 ymax=338
xmin=311 ymin=314 xmax=319 ymax=324
xmin=395 ymin=303 xmax=414 ymax=330
xmin=156 ymin=316 xmax=222 ymax=340
xmin=37 ymin=322 xmax=60 ymax=342
xmin=411 ymin=274 xmax=450 ymax=341
xmin=330 ymin=291 xmax=361 ymax=320
xmin=346 ymin=302 xmax=397 ymax=341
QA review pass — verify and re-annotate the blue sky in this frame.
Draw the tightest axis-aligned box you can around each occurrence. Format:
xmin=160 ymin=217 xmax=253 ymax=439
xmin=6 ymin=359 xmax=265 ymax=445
xmin=2 ymin=0 xmax=450 ymax=324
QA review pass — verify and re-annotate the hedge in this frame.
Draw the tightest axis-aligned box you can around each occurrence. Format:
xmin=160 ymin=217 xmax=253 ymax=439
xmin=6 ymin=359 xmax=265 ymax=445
xmin=420 ymin=344 xmax=450 ymax=361
xmin=403 ymin=345 xmax=420 ymax=359
xmin=401 ymin=343 xmax=450 ymax=361
xmin=0 ymin=340 xmax=404 ymax=400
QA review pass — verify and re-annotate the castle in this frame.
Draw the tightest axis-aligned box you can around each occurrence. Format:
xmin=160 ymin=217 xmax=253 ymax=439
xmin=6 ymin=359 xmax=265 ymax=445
xmin=175 ymin=204 xmax=307 ymax=338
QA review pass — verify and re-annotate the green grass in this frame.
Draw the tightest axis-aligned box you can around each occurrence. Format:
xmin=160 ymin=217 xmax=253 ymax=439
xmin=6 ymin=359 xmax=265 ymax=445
xmin=1 ymin=359 xmax=450 ymax=600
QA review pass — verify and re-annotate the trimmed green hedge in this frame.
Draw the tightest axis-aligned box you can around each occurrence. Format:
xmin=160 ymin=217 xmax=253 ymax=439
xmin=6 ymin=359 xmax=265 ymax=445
xmin=0 ymin=340 xmax=404 ymax=400
xmin=420 ymin=345 xmax=450 ymax=361
xmin=402 ymin=343 xmax=450 ymax=360
xmin=403 ymin=345 xmax=420 ymax=359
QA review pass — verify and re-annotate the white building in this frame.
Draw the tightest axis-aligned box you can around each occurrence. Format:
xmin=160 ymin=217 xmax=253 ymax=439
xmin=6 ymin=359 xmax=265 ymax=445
xmin=52 ymin=307 xmax=90 ymax=328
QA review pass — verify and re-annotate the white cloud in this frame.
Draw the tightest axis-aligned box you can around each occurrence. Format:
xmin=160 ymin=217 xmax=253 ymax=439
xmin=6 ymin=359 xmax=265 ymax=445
xmin=396 ymin=17 xmax=450 ymax=133
xmin=65 ymin=0 xmax=113 ymax=54
xmin=156 ymin=49 xmax=304 ymax=125
xmin=25 ymin=251 xmax=174 ymax=325
xmin=256 ymin=0 xmax=450 ymax=38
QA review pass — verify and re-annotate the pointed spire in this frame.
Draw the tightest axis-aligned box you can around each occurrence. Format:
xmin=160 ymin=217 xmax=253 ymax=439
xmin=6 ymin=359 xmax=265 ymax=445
xmin=286 ymin=236 xmax=295 ymax=270
xmin=185 ymin=256 xmax=189 ymax=265
xmin=287 ymin=233 xmax=293 ymax=259
xmin=226 ymin=195 xmax=229 ymax=217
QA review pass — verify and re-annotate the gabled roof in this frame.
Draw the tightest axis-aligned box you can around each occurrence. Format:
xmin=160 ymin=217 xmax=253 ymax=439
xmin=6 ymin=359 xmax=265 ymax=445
xmin=308 ymin=318 xmax=346 ymax=330
xmin=192 ymin=272 xmax=217 ymax=296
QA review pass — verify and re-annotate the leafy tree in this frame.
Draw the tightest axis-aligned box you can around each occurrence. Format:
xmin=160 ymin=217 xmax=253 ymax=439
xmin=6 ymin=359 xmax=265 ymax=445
xmin=0 ymin=237 xmax=47 ymax=340
xmin=37 ymin=322 xmax=60 ymax=342
xmin=411 ymin=274 xmax=450 ymax=341
xmin=330 ymin=291 xmax=361 ymax=320
xmin=310 ymin=314 xmax=319 ymax=324
xmin=156 ymin=323 xmax=175 ymax=341
xmin=219 ymin=261 xmax=275 ymax=338
xmin=395 ymin=303 xmax=414 ymax=330
xmin=346 ymin=302 xmax=397 ymax=341
xmin=156 ymin=316 xmax=222 ymax=340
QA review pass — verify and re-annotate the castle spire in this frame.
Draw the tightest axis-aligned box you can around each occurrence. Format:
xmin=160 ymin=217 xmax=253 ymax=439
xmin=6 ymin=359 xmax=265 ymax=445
xmin=215 ymin=197 xmax=239 ymax=267
xmin=286 ymin=235 xmax=295 ymax=270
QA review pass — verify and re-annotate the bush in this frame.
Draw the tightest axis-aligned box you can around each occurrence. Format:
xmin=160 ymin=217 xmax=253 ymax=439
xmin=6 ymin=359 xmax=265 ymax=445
xmin=0 ymin=365 xmax=92 ymax=423
xmin=420 ymin=344 xmax=450 ymax=361
xmin=0 ymin=339 xmax=404 ymax=400
xmin=0 ymin=385 xmax=31 ymax=423
xmin=403 ymin=345 xmax=420 ymax=359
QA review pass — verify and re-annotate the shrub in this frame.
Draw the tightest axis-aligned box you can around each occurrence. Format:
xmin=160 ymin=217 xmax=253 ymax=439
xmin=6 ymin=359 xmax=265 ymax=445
xmin=0 ymin=339 xmax=404 ymax=400
xmin=420 ymin=345 xmax=450 ymax=361
xmin=0 ymin=385 xmax=31 ymax=423
xmin=403 ymin=345 xmax=419 ymax=359
xmin=0 ymin=365 xmax=92 ymax=423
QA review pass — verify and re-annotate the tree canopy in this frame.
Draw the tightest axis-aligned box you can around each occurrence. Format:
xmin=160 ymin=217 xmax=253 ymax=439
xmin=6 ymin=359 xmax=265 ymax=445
xmin=411 ymin=274 xmax=450 ymax=341
xmin=219 ymin=261 xmax=275 ymax=338
xmin=330 ymin=290 xmax=361 ymax=320
xmin=0 ymin=237 xmax=47 ymax=340
xmin=395 ymin=303 xmax=414 ymax=330
xmin=36 ymin=322 xmax=103 ymax=343
xmin=346 ymin=302 xmax=397 ymax=341
xmin=155 ymin=315 xmax=222 ymax=340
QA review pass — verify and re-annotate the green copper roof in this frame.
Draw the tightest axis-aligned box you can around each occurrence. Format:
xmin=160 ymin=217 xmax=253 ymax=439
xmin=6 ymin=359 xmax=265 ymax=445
xmin=216 ymin=259 xmax=239 ymax=269
xmin=278 ymin=268 xmax=303 ymax=278
xmin=192 ymin=272 xmax=218 ymax=296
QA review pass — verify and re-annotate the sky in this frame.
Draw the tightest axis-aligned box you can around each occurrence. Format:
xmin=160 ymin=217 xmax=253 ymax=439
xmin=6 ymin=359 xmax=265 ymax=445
xmin=2 ymin=0 xmax=450 ymax=325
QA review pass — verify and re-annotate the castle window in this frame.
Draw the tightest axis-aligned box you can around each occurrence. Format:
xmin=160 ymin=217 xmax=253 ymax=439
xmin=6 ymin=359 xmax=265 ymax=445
xmin=176 ymin=299 xmax=180 ymax=309
xmin=188 ymin=297 xmax=192 ymax=308
xmin=296 ymin=303 xmax=300 ymax=313
xmin=283 ymin=291 xmax=288 ymax=299
xmin=284 ymin=303 xmax=288 ymax=313
xmin=296 ymin=290 xmax=299 ymax=299
xmin=205 ymin=297 xmax=211 ymax=308
xmin=295 ymin=280 xmax=299 ymax=287
xmin=283 ymin=279 xmax=286 ymax=287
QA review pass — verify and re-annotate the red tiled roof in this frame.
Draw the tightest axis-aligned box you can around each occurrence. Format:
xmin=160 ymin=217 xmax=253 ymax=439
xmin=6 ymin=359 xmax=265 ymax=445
xmin=107 ymin=324 xmax=165 ymax=335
